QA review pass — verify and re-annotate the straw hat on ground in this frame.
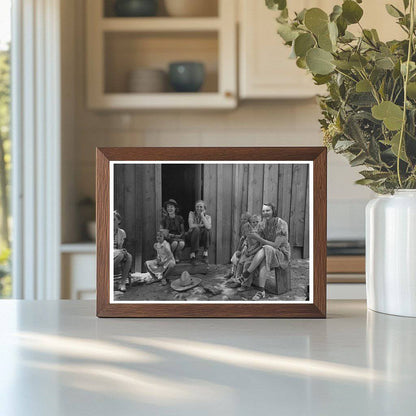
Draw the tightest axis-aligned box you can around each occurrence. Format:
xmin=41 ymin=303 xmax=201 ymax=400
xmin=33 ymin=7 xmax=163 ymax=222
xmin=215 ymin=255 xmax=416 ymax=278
xmin=171 ymin=271 xmax=201 ymax=292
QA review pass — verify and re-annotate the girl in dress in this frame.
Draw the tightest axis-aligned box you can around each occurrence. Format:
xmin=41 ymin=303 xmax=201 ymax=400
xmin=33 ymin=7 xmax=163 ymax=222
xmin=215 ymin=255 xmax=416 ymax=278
xmin=145 ymin=231 xmax=176 ymax=285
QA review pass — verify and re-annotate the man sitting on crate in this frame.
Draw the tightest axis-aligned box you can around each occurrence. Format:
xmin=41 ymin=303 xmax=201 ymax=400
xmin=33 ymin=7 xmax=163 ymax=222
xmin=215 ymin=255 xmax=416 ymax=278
xmin=113 ymin=210 xmax=132 ymax=292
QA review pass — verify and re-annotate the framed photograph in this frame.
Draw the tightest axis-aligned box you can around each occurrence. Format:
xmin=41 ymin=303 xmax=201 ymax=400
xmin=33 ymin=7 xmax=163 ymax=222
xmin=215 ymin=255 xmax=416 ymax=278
xmin=96 ymin=147 xmax=327 ymax=318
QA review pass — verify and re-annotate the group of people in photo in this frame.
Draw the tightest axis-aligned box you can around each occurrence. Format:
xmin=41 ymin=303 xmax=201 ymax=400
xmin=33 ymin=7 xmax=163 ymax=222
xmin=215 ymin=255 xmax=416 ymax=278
xmin=113 ymin=198 xmax=291 ymax=300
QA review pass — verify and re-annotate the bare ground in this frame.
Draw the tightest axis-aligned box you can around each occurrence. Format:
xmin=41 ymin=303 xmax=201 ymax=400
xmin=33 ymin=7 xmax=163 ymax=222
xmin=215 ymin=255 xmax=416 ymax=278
xmin=115 ymin=258 xmax=309 ymax=302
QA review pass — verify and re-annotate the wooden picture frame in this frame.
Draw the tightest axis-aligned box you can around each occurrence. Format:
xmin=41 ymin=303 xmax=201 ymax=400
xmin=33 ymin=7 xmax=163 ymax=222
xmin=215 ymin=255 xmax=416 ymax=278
xmin=96 ymin=147 xmax=327 ymax=318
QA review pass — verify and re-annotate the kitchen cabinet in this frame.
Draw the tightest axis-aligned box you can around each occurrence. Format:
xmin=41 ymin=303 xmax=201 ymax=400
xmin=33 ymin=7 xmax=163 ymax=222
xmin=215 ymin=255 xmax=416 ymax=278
xmin=86 ymin=0 xmax=237 ymax=109
xmin=61 ymin=244 xmax=96 ymax=300
xmin=238 ymin=0 xmax=405 ymax=99
xmin=239 ymin=0 xmax=322 ymax=99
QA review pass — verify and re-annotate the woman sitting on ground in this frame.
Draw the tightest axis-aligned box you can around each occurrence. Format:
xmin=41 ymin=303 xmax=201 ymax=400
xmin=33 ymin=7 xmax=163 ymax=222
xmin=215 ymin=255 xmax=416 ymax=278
xmin=231 ymin=203 xmax=291 ymax=300
xmin=187 ymin=200 xmax=212 ymax=263
xmin=160 ymin=199 xmax=185 ymax=263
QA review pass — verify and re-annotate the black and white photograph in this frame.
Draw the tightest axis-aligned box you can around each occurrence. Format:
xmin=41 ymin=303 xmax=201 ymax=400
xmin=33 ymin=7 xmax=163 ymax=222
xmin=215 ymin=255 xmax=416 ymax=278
xmin=110 ymin=162 xmax=312 ymax=303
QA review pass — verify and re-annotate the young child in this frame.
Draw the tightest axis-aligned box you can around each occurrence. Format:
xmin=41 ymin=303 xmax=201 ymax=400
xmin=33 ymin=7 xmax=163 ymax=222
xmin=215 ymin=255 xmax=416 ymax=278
xmin=145 ymin=231 xmax=176 ymax=285
xmin=113 ymin=211 xmax=132 ymax=292
xmin=226 ymin=214 xmax=261 ymax=283
xmin=237 ymin=214 xmax=262 ymax=275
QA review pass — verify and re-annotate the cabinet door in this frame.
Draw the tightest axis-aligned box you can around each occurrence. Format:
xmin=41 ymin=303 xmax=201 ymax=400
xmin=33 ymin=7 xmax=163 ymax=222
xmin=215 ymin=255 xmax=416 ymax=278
xmin=239 ymin=0 xmax=320 ymax=99
xmin=239 ymin=0 xmax=403 ymax=99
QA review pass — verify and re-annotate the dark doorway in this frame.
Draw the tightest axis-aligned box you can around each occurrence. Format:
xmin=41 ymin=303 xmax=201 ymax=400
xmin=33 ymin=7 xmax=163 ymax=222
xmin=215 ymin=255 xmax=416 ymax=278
xmin=162 ymin=164 xmax=203 ymax=229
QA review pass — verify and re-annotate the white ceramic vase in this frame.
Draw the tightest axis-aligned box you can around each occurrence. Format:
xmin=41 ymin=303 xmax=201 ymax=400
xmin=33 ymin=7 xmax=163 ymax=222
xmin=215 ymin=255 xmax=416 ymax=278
xmin=366 ymin=190 xmax=416 ymax=317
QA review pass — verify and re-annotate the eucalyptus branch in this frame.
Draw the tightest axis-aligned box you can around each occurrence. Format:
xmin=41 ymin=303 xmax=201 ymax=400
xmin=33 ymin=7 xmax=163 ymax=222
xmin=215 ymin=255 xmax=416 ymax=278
xmin=397 ymin=0 xmax=415 ymax=187
xmin=393 ymin=86 xmax=404 ymax=103
xmin=334 ymin=68 xmax=358 ymax=83
xmin=358 ymin=69 xmax=381 ymax=104
xmin=267 ymin=0 xmax=416 ymax=193
xmin=390 ymin=79 xmax=397 ymax=101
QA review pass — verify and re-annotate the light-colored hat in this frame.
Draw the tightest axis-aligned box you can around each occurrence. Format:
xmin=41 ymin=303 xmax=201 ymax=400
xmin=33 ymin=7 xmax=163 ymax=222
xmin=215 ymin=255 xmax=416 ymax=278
xmin=171 ymin=271 xmax=201 ymax=292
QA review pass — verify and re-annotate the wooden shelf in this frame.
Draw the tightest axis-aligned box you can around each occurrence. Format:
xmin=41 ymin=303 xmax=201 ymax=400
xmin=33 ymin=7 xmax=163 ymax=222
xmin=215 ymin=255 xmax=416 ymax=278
xmin=61 ymin=242 xmax=96 ymax=253
xmin=101 ymin=17 xmax=221 ymax=32
xmin=89 ymin=92 xmax=235 ymax=110
xmin=327 ymin=256 xmax=365 ymax=274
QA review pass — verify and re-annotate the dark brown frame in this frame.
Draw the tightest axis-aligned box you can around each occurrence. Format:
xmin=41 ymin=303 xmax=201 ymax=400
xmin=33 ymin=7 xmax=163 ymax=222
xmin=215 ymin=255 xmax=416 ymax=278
xmin=96 ymin=147 xmax=327 ymax=318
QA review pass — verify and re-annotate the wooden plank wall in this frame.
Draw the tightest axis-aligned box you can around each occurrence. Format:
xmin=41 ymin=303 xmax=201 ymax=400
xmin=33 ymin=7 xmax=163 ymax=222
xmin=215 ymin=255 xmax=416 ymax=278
xmin=114 ymin=163 xmax=309 ymax=269
xmin=114 ymin=164 xmax=161 ymax=272
xmin=204 ymin=163 xmax=309 ymax=264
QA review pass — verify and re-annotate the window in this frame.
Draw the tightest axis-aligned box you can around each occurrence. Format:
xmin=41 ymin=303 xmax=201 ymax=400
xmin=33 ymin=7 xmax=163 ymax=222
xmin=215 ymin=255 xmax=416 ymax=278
xmin=0 ymin=0 xmax=11 ymax=298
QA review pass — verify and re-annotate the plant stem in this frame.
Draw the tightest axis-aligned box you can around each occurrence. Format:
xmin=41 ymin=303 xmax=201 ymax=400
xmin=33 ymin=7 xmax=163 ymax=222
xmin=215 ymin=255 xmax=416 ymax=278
xmin=334 ymin=68 xmax=357 ymax=83
xmin=358 ymin=69 xmax=380 ymax=104
xmin=397 ymin=0 xmax=415 ymax=188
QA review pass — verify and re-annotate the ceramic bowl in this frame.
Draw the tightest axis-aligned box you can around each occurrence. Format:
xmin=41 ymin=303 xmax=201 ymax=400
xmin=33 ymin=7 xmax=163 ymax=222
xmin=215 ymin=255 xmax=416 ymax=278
xmin=114 ymin=0 xmax=158 ymax=17
xmin=168 ymin=62 xmax=205 ymax=93
xmin=127 ymin=68 xmax=167 ymax=93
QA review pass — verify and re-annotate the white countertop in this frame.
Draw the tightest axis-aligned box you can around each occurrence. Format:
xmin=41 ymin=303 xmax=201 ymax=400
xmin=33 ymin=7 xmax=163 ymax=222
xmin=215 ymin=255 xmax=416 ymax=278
xmin=0 ymin=300 xmax=414 ymax=415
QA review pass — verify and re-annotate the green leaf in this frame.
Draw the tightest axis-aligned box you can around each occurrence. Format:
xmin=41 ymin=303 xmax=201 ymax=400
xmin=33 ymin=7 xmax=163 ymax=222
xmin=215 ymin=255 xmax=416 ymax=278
xmin=375 ymin=56 xmax=395 ymax=70
xmin=306 ymin=48 xmax=335 ymax=75
xmin=407 ymin=82 xmax=416 ymax=99
xmin=304 ymin=8 xmax=329 ymax=35
xmin=276 ymin=8 xmax=288 ymax=23
xmin=266 ymin=0 xmax=287 ymax=11
xmin=372 ymin=101 xmax=404 ymax=130
xmin=356 ymin=79 xmax=372 ymax=92
xmin=355 ymin=178 xmax=377 ymax=185
xmin=342 ymin=0 xmax=363 ymax=24
xmin=401 ymin=61 xmax=416 ymax=76
xmin=385 ymin=4 xmax=403 ymax=18
xmin=359 ymin=170 xmax=391 ymax=180
xmin=313 ymin=74 xmax=332 ymax=85
xmin=369 ymin=136 xmax=381 ymax=162
xmin=296 ymin=57 xmax=307 ymax=69
xmin=336 ymin=15 xmax=348 ymax=36
xmin=350 ymin=53 xmax=368 ymax=69
xmin=393 ymin=61 xmax=402 ymax=79
xmin=294 ymin=33 xmax=315 ymax=57
xmin=370 ymin=67 xmax=386 ymax=84
xmin=403 ymin=0 xmax=410 ymax=10
xmin=362 ymin=29 xmax=375 ymax=44
xmin=333 ymin=59 xmax=353 ymax=70
xmin=339 ymin=31 xmax=356 ymax=42
xmin=318 ymin=32 xmax=333 ymax=52
xmin=381 ymin=132 xmax=409 ymax=162
xmin=350 ymin=152 xmax=368 ymax=167
xmin=349 ymin=92 xmax=377 ymax=107
xmin=295 ymin=8 xmax=307 ymax=22
xmin=328 ymin=21 xmax=338 ymax=45
xmin=334 ymin=139 xmax=355 ymax=152
xmin=379 ymin=78 xmax=386 ymax=100
xmin=277 ymin=23 xmax=299 ymax=42
xmin=330 ymin=5 xmax=343 ymax=22
xmin=371 ymin=29 xmax=380 ymax=42
xmin=344 ymin=114 xmax=367 ymax=146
